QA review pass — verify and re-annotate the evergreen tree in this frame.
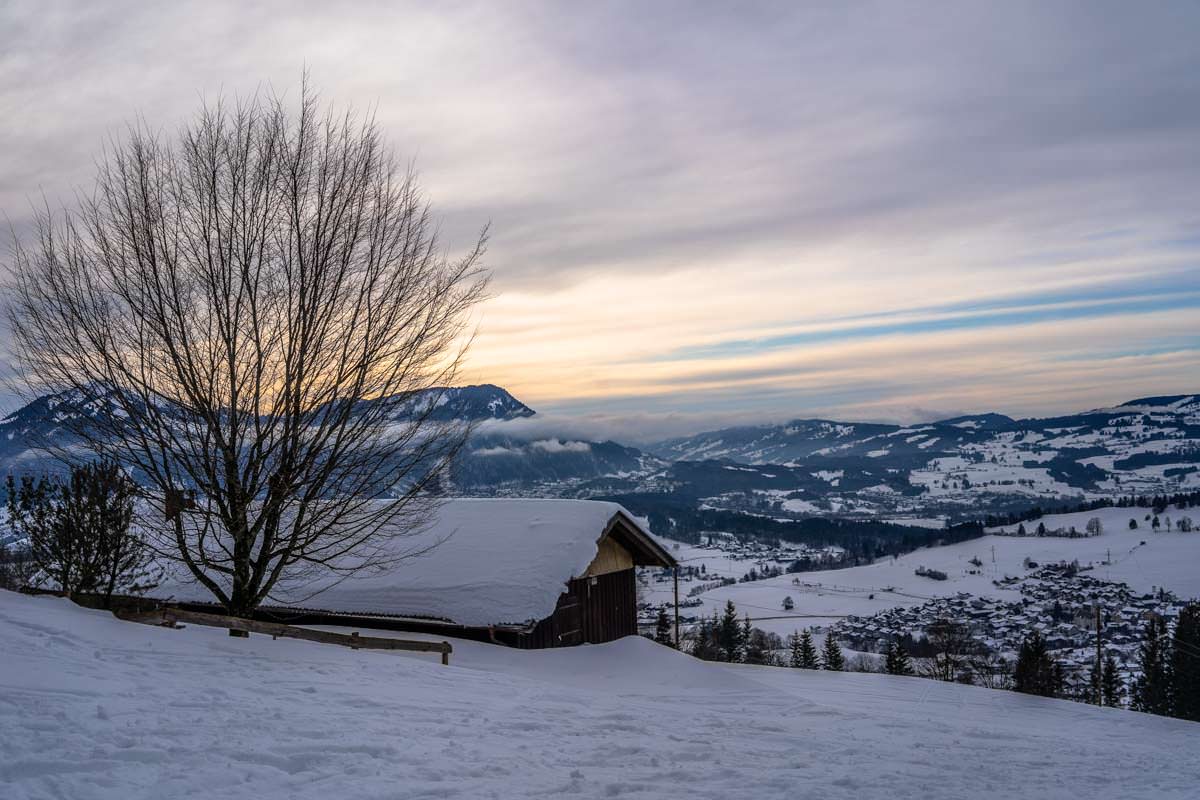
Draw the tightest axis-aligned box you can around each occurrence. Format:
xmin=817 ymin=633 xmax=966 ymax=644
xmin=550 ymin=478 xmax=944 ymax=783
xmin=743 ymin=621 xmax=770 ymax=666
xmin=1169 ymin=603 xmax=1200 ymax=721
xmin=6 ymin=461 xmax=154 ymax=606
xmin=1101 ymin=651 xmax=1124 ymax=708
xmin=788 ymin=631 xmax=804 ymax=668
xmin=690 ymin=613 xmax=722 ymax=661
xmin=1013 ymin=631 xmax=1061 ymax=697
xmin=821 ymin=633 xmax=845 ymax=671
xmin=653 ymin=606 xmax=673 ymax=647
xmin=1088 ymin=659 xmax=1102 ymax=705
xmin=1132 ymin=614 xmax=1172 ymax=716
xmin=796 ymin=630 xmax=819 ymax=669
xmin=884 ymin=640 xmax=913 ymax=676
xmin=717 ymin=600 xmax=744 ymax=663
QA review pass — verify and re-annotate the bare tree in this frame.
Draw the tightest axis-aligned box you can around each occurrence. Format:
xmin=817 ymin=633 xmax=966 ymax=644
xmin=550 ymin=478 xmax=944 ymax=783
xmin=917 ymin=619 xmax=978 ymax=683
xmin=7 ymin=81 xmax=488 ymax=618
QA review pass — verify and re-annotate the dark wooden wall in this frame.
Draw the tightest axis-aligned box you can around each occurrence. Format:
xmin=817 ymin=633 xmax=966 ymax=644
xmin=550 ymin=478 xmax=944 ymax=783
xmin=520 ymin=568 xmax=637 ymax=648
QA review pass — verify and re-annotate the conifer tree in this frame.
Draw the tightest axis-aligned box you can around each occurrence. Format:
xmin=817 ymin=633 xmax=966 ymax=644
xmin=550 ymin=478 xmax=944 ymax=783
xmin=690 ymin=613 xmax=722 ymax=661
xmin=1014 ymin=631 xmax=1061 ymax=697
xmin=6 ymin=461 xmax=155 ymax=606
xmin=654 ymin=606 xmax=673 ymax=647
xmin=1088 ymin=656 xmax=1109 ymax=705
xmin=1169 ymin=603 xmax=1200 ymax=721
xmin=885 ymin=640 xmax=913 ymax=676
xmin=1132 ymin=614 xmax=1172 ymax=716
xmin=1101 ymin=652 xmax=1124 ymax=708
xmin=821 ymin=633 xmax=845 ymax=671
xmin=796 ymin=630 xmax=819 ymax=669
xmin=743 ymin=616 xmax=769 ymax=665
xmin=717 ymin=600 xmax=744 ymax=663
xmin=788 ymin=632 xmax=804 ymax=668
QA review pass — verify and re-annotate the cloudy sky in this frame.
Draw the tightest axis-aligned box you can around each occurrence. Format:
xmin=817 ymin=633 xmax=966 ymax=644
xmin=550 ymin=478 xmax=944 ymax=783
xmin=2 ymin=1 xmax=1198 ymax=436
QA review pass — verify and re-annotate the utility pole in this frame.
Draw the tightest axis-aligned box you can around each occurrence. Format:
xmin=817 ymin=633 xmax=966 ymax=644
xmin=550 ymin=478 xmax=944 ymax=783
xmin=673 ymin=566 xmax=681 ymax=648
xmin=1095 ymin=603 xmax=1104 ymax=706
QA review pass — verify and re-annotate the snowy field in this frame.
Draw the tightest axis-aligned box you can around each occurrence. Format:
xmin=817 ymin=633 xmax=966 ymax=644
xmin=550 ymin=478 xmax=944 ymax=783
xmin=638 ymin=536 xmax=826 ymax=609
xmin=2 ymin=591 xmax=1198 ymax=800
xmin=689 ymin=505 xmax=1200 ymax=636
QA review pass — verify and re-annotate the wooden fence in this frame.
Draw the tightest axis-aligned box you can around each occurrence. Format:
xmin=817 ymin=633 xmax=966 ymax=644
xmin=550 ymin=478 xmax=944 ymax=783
xmin=115 ymin=606 xmax=452 ymax=665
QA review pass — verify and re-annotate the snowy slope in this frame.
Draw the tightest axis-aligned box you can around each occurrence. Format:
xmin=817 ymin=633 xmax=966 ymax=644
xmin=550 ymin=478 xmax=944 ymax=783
xmin=691 ymin=505 xmax=1200 ymax=636
xmin=2 ymin=591 xmax=1198 ymax=800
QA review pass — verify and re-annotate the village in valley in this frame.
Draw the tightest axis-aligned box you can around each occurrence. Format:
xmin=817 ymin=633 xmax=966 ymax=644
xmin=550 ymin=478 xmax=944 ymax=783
xmin=832 ymin=566 xmax=1186 ymax=695
xmin=636 ymin=499 xmax=1200 ymax=704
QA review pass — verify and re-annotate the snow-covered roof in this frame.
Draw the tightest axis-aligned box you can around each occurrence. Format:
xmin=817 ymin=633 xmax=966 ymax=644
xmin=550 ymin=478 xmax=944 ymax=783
xmin=157 ymin=498 xmax=671 ymax=628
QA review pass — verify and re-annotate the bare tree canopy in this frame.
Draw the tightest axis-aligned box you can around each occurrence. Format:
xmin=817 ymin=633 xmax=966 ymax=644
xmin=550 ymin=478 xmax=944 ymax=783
xmin=6 ymin=81 xmax=489 ymax=616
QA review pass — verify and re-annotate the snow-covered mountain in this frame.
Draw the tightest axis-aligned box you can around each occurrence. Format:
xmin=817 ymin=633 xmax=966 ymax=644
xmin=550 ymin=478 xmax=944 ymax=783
xmin=0 ymin=384 xmax=533 ymax=472
xmin=2 ymin=389 xmax=1197 ymax=524
xmin=369 ymin=383 xmax=535 ymax=423
xmin=642 ymin=395 xmax=1200 ymax=519
xmin=652 ymin=397 xmax=1200 ymax=466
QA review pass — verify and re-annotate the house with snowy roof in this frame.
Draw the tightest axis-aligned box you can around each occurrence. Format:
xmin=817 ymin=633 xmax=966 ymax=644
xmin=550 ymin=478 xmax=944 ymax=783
xmin=157 ymin=498 xmax=678 ymax=649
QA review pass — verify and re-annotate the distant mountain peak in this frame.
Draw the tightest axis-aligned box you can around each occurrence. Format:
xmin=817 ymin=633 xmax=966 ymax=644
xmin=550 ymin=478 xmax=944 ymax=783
xmin=410 ymin=384 xmax=536 ymax=421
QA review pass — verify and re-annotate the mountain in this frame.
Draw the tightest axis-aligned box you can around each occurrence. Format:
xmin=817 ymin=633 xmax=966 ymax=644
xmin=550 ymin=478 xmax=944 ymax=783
xmin=375 ymin=384 xmax=535 ymax=422
xmin=2 ymin=388 xmax=1197 ymax=527
xmin=0 ymin=384 xmax=534 ymax=479
xmin=642 ymin=395 xmax=1200 ymax=521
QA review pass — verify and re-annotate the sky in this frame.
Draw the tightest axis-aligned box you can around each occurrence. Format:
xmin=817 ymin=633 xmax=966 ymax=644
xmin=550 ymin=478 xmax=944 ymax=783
xmin=2 ymin=1 xmax=1199 ymax=438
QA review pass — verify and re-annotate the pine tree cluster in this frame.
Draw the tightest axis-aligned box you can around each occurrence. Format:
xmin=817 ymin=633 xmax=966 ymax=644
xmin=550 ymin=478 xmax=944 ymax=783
xmin=1132 ymin=604 xmax=1200 ymax=721
xmin=788 ymin=630 xmax=820 ymax=669
xmin=688 ymin=600 xmax=783 ymax=665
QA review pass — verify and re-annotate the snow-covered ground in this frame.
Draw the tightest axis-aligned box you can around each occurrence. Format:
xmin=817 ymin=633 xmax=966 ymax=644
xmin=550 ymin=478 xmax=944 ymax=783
xmin=640 ymin=536 xmax=840 ymax=611
xmin=690 ymin=505 xmax=1200 ymax=636
xmin=2 ymin=591 xmax=1198 ymax=800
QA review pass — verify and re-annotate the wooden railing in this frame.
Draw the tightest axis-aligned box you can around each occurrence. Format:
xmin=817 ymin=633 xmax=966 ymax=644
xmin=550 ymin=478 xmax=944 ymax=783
xmin=115 ymin=606 xmax=452 ymax=665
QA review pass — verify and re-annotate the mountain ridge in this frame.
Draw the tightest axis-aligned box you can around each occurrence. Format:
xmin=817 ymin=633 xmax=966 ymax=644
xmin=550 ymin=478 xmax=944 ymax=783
xmin=1 ymin=388 xmax=1197 ymax=525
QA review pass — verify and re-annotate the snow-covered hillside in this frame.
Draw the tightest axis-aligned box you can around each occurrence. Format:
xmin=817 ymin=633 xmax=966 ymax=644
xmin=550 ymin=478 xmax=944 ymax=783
xmin=2 ymin=591 xmax=1197 ymax=800
xmin=684 ymin=505 xmax=1200 ymax=636
xmin=646 ymin=394 xmax=1200 ymax=520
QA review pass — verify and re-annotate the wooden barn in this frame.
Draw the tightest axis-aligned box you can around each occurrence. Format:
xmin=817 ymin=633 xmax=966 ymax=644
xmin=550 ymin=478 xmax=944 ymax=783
xmin=154 ymin=498 xmax=678 ymax=649
xmin=516 ymin=507 xmax=678 ymax=648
